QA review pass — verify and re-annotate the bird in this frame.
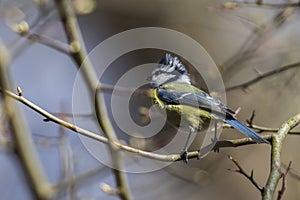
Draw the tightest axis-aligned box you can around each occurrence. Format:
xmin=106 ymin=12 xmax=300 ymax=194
xmin=149 ymin=53 xmax=269 ymax=163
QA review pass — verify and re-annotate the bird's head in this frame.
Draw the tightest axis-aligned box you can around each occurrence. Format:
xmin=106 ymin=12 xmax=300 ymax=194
xmin=149 ymin=53 xmax=191 ymax=88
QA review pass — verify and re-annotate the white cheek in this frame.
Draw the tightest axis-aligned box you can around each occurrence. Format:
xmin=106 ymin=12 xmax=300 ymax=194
xmin=167 ymin=66 xmax=175 ymax=72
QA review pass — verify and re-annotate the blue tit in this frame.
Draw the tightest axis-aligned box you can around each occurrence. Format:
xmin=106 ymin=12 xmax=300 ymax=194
xmin=150 ymin=53 xmax=269 ymax=163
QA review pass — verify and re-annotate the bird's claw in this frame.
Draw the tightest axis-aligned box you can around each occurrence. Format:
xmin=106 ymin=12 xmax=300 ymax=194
xmin=180 ymin=151 xmax=188 ymax=164
xmin=197 ymin=152 xmax=200 ymax=160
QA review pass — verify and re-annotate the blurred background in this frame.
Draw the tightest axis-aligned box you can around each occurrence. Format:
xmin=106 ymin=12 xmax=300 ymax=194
xmin=0 ymin=0 xmax=300 ymax=199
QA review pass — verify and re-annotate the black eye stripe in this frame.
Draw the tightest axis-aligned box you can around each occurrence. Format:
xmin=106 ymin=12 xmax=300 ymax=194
xmin=150 ymin=53 xmax=191 ymax=88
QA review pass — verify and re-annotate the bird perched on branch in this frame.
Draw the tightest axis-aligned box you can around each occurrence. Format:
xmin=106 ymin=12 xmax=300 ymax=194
xmin=149 ymin=53 xmax=269 ymax=163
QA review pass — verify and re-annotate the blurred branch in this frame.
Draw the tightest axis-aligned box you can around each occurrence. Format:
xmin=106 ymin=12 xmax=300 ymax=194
xmin=54 ymin=166 xmax=109 ymax=195
xmin=58 ymin=110 xmax=78 ymax=199
xmin=263 ymin=113 xmax=300 ymax=200
xmin=221 ymin=7 xmax=294 ymax=81
xmin=9 ymin=13 xmax=70 ymax=54
xmin=228 ymin=155 xmax=263 ymax=193
xmin=0 ymin=43 xmax=53 ymax=199
xmin=226 ymin=62 xmax=300 ymax=91
xmin=94 ymin=92 xmax=132 ymax=199
xmin=7 ymin=4 xmax=56 ymax=59
xmin=54 ymin=0 xmax=131 ymax=199
xmin=25 ymin=33 xmax=70 ymax=54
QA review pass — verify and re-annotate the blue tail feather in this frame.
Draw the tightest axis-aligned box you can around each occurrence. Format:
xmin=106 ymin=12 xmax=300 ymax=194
xmin=225 ymin=118 xmax=269 ymax=144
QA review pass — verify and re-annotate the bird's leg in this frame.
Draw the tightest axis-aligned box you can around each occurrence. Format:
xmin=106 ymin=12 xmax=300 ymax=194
xmin=180 ymin=126 xmax=195 ymax=164
xmin=213 ymin=121 xmax=218 ymax=142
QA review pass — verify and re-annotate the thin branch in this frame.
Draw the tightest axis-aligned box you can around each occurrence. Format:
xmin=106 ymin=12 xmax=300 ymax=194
xmin=226 ymin=62 xmax=300 ymax=91
xmin=250 ymin=124 xmax=300 ymax=134
xmin=213 ymin=135 xmax=272 ymax=151
xmin=246 ymin=110 xmax=256 ymax=126
xmin=0 ymin=43 xmax=53 ymax=199
xmin=228 ymin=155 xmax=263 ymax=193
xmin=277 ymin=161 xmax=292 ymax=200
xmin=232 ymin=1 xmax=300 ymax=8
xmin=282 ymin=162 xmax=300 ymax=181
xmin=246 ymin=110 xmax=300 ymax=134
xmin=1 ymin=88 xmax=180 ymax=161
xmin=2 ymin=87 xmax=273 ymax=162
xmin=263 ymin=113 xmax=300 ymax=200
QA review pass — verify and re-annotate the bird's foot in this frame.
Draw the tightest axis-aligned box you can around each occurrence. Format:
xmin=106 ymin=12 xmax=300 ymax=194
xmin=180 ymin=151 xmax=188 ymax=164
xmin=197 ymin=151 xmax=201 ymax=160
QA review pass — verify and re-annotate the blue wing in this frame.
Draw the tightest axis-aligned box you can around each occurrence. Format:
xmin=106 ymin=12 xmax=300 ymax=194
xmin=156 ymin=83 xmax=269 ymax=144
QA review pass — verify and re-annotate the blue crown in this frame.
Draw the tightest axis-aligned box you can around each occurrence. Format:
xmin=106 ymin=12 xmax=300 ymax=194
xmin=158 ymin=53 xmax=189 ymax=76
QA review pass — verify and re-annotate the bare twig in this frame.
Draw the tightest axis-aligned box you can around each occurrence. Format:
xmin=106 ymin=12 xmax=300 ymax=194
xmin=246 ymin=110 xmax=300 ymax=134
xmin=213 ymin=135 xmax=272 ymax=151
xmin=250 ymin=124 xmax=300 ymax=134
xmin=282 ymin=162 xmax=300 ymax=181
xmin=232 ymin=1 xmax=300 ymax=8
xmin=1 ymin=87 xmax=273 ymax=162
xmin=226 ymin=62 xmax=300 ymax=91
xmin=263 ymin=113 xmax=300 ymax=199
xmin=1 ymin=88 xmax=181 ymax=161
xmin=246 ymin=110 xmax=256 ymax=126
xmin=245 ymin=110 xmax=300 ymax=134
xmin=228 ymin=155 xmax=263 ymax=193
xmin=277 ymin=161 xmax=292 ymax=200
